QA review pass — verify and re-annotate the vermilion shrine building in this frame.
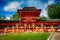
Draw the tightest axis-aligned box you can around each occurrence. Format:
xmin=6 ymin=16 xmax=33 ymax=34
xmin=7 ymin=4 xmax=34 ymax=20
xmin=0 ymin=7 xmax=60 ymax=34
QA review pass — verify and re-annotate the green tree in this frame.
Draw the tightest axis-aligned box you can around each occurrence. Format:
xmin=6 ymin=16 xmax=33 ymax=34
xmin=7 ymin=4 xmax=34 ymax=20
xmin=0 ymin=15 xmax=6 ymax=20
xmin=12 ymin=12 xmax=20 ymax=20
xmin=39 ymin=16 xmax=48 ymax=20
xmin=47 ymin=4 xmax=60 ymax=19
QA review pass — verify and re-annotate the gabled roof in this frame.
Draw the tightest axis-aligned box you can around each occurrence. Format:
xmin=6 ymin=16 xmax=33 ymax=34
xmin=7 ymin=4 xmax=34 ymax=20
xmin=23 ymin=7 xmax=37 ymax=11
xmin=17 ymin=7 xmax=38 ymax=11
xmin=17 ymin=7 xmax=41 ymax=17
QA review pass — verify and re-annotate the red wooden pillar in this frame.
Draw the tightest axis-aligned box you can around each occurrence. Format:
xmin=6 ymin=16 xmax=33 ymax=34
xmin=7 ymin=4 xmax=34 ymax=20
xmin=6 ymin=26 xmax=8 ymax=33
xmin=41 ymin=23 xmax=44 ymax=32
xmin=4 ymin=27 xmax=7 ymax=34
xmin=21 ymin=26 xmax=22 ymax=32
xmin=12 ymin=26 xmax=14 ymax=33
xmin=25 ymin=26 xmax=26 ymax=32
xmin=35 ymin=23 xmax=36 ymax=32
xmin=24 ymin=23 xmax=27 ymax=32
xmin=33 ymin=26 xmax=34 ymax=32
xmin=43 ymin=26 xmax=45 ymax=32
xmin=58 ymin=25 xmax=60 ymax=32
xmin=16 ymin=23 xmax=18 ymax=33
xmin=51 ymin=25 xmax=55 ymax=32
xmin=44 ymin=26 xmax=46 ymax=32
xmin=29 ymin=24 xmax=30 ymax=32
xmin=36 ymin=26 xmax=38 ymax=32
xmin=32 ymin=23 xmax=35 ymax=32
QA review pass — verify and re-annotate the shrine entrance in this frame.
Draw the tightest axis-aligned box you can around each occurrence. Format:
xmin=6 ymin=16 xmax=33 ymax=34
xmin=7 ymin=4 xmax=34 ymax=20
xmin=24 ymin=23 xmax=35 ymax=32
xmin=17 ymin=7 xmax=41 ymax=32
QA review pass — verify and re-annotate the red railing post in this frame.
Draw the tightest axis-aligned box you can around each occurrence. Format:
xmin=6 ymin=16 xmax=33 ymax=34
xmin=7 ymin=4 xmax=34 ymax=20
xmin=12 ymin=26 xmax=14 ymax=33
xmin=4 ymin=27 xmax=7 ymax=34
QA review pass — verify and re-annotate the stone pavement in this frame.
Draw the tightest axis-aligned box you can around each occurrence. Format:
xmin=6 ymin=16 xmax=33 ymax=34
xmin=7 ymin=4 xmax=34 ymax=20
xmin=51 ymin=32 xmax=60 ymax=40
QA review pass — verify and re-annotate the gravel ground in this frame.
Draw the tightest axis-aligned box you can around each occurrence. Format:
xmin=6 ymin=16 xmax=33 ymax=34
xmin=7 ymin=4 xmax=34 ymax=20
xmin=51 ymin=32 xmax=60 ymax=40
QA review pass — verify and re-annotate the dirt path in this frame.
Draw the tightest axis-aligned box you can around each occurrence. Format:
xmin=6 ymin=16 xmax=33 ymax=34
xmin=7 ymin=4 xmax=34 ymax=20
xmin=51 ymin=32 xmax=60 ymax=40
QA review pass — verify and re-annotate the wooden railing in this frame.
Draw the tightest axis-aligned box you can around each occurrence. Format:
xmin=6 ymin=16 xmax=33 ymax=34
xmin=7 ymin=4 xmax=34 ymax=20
xmin=0 ymin=26 xmax=60 ymax=34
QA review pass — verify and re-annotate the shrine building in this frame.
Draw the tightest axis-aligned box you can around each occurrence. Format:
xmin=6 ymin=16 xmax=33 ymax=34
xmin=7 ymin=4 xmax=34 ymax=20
xmin=0 ymin=7 xmax=60 ymax=34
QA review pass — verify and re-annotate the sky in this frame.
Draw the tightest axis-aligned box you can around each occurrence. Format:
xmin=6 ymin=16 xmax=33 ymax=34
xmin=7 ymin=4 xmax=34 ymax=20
xmin=0 ymin=0 xmax=57 ymax=19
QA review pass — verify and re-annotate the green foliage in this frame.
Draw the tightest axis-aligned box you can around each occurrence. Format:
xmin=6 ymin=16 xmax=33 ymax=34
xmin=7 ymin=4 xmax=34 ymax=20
xmin=12 ymin=12 xmax=20 ymax=20
xmin=0 ymin=15 xmax=6 ymax=20
xmin=0 ymin=17 xmax=4 ymax=20
xmin=47 ymin=4 xmax=60 ymax=19
xmin=39 ymin=16 xmax=48 ymax=20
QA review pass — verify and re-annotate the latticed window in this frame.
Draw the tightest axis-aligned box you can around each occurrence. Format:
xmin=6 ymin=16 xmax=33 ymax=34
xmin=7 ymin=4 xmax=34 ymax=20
xmin=18 ymin=25 xmax=23 ymax=28
xmin=37 ymin=25 xmax=41 ymax=29
xmin=0 ymin=26 xmax=6 ymax=29
xmin=46 ymin=25 xmax=50 ymax=29
xmin=8 ymin=25 xmax=13 ymax=29
xmin=53 ymin=25 xmax=59 ymax=29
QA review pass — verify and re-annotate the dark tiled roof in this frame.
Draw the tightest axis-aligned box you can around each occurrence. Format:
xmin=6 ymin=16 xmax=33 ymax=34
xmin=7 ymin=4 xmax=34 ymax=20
xmin=23 ymin=7 xmax=37 ymax=11
xmin=46 ymin=19 xmax=60 ymax=21
xmin=0 ymin=19 xmax=60 ymax=23
xmin=37 ymin=19 xmax=60 ymax=22
xmin=17 ymin=7 xmax=41 ymax=11
xmin=0 ymin=20 xmax=21 ymax=23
